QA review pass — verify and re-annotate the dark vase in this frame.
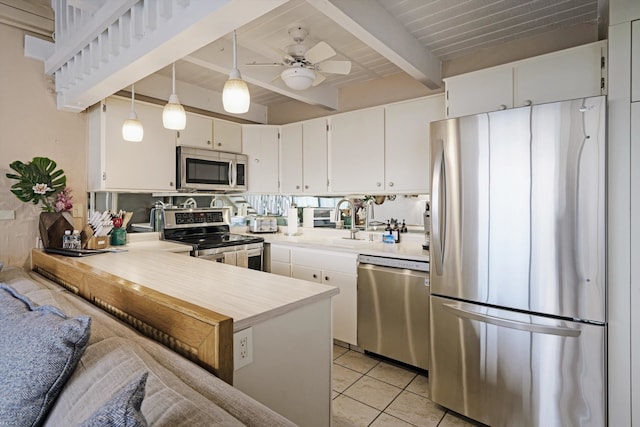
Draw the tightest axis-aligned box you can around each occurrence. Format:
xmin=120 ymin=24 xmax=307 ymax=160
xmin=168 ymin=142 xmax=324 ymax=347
xmin=39 ymin=211 xmax=74 ymax=248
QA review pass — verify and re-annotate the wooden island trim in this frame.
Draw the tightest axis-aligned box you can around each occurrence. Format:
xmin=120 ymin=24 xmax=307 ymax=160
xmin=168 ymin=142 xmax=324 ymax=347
xmin=31 ymin=249 xmax=234 ymax=384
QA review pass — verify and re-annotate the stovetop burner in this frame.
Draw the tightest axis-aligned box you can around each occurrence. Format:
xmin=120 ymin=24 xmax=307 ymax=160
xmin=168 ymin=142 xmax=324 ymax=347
xmin=171 ymin=232 xmax=264 ymax=249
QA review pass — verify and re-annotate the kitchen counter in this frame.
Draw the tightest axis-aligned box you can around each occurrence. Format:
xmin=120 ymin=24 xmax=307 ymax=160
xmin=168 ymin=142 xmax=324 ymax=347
xmin=63 ymin=249 xmax=338 ymax=332
xmin=232 ymin=226 xmax=429 ymax=262
xmin=124 ymin=232 xmax=192 ymax=253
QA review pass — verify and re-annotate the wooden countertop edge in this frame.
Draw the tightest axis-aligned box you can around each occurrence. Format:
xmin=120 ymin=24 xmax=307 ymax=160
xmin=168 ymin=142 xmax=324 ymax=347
xmin=31 ymin=249 xmax=234 ymax=384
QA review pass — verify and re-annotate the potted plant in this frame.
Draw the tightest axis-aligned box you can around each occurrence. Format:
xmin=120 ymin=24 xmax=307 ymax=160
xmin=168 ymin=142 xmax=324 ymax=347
xmin=5 ymin=157 xmax=74 ymax=248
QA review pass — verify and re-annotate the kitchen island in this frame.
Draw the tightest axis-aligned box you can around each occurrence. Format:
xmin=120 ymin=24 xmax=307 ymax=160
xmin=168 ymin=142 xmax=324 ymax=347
xmin=31 ymin=249 xmax=338 ymax=427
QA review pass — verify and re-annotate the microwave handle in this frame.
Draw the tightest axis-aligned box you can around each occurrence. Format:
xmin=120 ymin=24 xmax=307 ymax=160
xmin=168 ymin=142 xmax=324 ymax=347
xmin=228 ymin=161 xmax=236 ymax=188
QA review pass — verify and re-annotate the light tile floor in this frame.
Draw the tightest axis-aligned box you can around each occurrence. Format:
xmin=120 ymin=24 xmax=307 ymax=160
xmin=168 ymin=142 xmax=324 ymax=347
xmin=332 ymin=344 xmax=485 ymax=427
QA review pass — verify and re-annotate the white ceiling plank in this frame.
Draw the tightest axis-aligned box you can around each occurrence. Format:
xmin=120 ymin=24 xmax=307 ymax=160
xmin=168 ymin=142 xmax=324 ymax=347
xmin=306 ymin=0 xmax=442 ymax=89
xmin=185 ymin=37 xmax=339 ymax=110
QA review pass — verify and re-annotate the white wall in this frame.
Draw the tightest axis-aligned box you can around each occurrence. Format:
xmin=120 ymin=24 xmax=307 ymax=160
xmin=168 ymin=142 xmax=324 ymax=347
xmin=0 ymin=23 xmax=86 ymax=267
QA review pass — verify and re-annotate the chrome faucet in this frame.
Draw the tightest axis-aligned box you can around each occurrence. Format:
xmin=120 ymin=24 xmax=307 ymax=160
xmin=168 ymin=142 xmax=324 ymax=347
xmin=364 ymin=199 xmax=375 ymax=231
xmin=335 ymin=198 xmax=359 ymax=239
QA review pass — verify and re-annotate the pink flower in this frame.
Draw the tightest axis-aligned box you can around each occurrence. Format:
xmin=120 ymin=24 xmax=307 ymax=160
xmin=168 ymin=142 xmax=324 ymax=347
xmin=54 ymin=187 xmax=73 ymax=213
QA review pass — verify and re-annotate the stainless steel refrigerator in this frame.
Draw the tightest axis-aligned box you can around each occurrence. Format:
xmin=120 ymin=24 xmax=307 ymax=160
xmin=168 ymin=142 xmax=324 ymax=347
xmin=429 ymin=96 xmax=606 ymax=427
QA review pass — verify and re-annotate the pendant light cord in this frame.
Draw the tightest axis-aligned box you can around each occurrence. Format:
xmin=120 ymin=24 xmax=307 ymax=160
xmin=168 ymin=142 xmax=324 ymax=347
xmin=171 ymin=63 xmax=176 ymax=94
xmin=232 ymin=30 xmax=238 ymax=70
xmin=130 ymin=83 xmax=135 ymax=112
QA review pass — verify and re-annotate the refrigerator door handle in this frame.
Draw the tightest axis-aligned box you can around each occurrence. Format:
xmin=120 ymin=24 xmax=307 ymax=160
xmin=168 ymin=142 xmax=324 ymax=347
xmin=431 ymin=138 xmax=445 ymax=275
xmin=442 ymin=303 xmax=581 ymax=337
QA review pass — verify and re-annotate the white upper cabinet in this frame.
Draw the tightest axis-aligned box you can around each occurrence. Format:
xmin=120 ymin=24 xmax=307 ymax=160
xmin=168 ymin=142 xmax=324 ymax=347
xmin=88 ymin=97 xmax=176 ymax=192
xmin=445 ymin=66 xmax=513 ymax=118
xmin=242 ymin=125 xmax=280 ymax=194
xmin=176 ymin=113 xmax=242 ymax=153
xmin=213 ymin=119 xmax=242 ymax=153
xmin=302 ymin=118 xmax=329 ymax=194
xmin=280 ymin=123 xmax=303 ymax=194
xmin=515 ymin=41 xmax=606 ymax=107
xmin=329 ymin=107 xmax=385 ymax=194
xmin=385 ymin=95 xmax=445 ymax=193
xmin=445 ymin=41 xmax=607 ymax=118
xmin=176 ymin=112 xmax=213 ymax=148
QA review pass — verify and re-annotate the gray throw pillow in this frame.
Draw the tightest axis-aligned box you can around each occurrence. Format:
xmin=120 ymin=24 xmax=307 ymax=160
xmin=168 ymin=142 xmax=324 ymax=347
xmin=78 ymin=372 xmax=148 ymax=427
xmin=0 ymin=284 xmax=91 ymax=427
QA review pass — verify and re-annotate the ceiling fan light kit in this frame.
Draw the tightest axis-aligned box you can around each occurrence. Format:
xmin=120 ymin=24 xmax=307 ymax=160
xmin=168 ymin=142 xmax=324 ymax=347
xmin=223 ymin=30 xmax=250 ymax=114
xmin=281 ymin=66 xmax=316 ymax=90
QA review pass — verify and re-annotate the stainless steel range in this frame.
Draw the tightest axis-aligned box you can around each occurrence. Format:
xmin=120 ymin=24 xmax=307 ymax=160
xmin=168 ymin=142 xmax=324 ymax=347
xmin=162 ymin=207 xmax=264 ymax=270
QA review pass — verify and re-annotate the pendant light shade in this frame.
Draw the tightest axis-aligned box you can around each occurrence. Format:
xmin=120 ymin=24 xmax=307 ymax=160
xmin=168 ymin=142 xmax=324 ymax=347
xmin=122 ymin=84 xmax=143 ymax=142
xmin=163 ymin=63 xmax=186 ymax=130
xmin=222 ymin=30 xmax=250 ymax=114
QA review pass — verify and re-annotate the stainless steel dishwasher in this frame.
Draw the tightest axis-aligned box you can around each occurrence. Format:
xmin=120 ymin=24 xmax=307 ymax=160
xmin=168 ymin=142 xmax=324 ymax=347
xmin=357 ymin=254 xmax=430 ymax=371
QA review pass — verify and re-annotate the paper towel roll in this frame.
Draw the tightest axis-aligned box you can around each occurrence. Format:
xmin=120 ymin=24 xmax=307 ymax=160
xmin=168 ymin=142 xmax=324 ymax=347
xmin=303 ymin=208 xmax=314 ymax=228
xmin=288 ymin=208 xmax=298 ymax=234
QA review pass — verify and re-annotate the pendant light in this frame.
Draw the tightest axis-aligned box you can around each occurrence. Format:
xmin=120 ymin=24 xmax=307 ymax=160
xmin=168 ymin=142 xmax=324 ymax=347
xmin=222 ymin=30 xmax=250 ymax=114
xmin=122 ymin=84 xmax=144 ymax=142
xmin=163 ymin=62 xmax=186 ymax=130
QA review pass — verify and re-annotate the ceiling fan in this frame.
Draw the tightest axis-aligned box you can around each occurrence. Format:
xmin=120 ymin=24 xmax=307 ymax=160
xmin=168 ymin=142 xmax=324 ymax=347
xmin=247 ymin=27 xmax=352 ymax=91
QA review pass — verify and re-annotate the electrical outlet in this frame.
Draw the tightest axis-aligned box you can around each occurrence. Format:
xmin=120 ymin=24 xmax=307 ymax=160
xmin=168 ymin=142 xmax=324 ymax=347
xmin=234 ymin=328 xmax=253 ymax=370
xmin=0 ymin=210 xmax=15 ymax=220
xmin=72 ymin=205 xmax=83 ymax=218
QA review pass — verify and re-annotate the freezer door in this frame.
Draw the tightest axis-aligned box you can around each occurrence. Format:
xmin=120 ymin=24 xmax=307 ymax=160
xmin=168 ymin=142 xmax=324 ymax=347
xmin=430 ymin=96 xmax=606 ymax=322
xmin=430 ymin=295 xmax=605 ymax=427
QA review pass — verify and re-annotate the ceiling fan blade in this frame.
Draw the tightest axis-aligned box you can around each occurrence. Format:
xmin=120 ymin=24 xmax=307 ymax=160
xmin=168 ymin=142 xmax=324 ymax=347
xmin=316 ymin=60 xmax=351 ymax=75
xmin=305 ymin=41 xmax=335 ymax=64
xmin=272 ymin=47 xmax=295 ymax=62
xmin=246 ymin=61 xmax=284 ymax=67
xmin=312 ymin=72 xmax=326 ymax=87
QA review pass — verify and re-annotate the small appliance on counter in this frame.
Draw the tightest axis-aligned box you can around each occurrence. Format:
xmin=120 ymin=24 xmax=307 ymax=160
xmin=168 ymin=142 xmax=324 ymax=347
xmin=247 ymin=216 xmax=278 ymax=233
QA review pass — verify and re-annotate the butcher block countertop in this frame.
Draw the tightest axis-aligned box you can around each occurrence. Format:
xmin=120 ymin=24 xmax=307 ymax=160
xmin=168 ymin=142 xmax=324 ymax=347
xmin=33 ymin=249 xmax=338 ymax=332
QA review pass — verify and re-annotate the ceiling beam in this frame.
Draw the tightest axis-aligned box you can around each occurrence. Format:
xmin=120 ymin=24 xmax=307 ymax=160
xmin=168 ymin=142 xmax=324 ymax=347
xmin=185 ymin=37 xmax=339 ymax=110
xmin=306 ymin=0 xmax=442 ymax=89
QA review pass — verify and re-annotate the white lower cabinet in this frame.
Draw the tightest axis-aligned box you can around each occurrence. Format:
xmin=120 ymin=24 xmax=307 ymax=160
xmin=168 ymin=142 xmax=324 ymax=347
xmin=267 ymin=244 xmax=358 ymax=345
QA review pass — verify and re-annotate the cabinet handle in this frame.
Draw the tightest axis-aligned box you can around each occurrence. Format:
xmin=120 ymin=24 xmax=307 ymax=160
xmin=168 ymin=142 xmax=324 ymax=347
xmin=169 ymin=181 xmax=174 ymax=187
xmin=523 ymin=99 xmax=532 ymax=106
xmin=324 ymin=276 xmax=329 ymax=281
xmin=255 ymin=158 xmax=260 ymax=163
xmin=376 ymin=182 xmax=381 ymax=187
xmin=207 ymin=140 xmax=211 ymax=145
xmin=296 ymin=185 xmax=300 ymax=189
xmin=312 ymin=274 xmax=317 ymax=279
xmin=389 ymin=182 xmax=394 ymax=187
xmin=217 ymin=142 xmax=222 ymax=146
xmin=499 ymin=104 xmax=507 ymax=110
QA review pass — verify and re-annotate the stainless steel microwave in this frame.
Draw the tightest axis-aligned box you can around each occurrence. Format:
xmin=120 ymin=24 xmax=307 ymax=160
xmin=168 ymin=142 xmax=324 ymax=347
xmin=176 ymin=146 xmax=248 ymax=192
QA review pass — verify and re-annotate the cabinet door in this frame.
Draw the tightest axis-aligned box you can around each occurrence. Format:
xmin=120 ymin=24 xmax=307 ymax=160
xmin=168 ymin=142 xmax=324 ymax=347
xmin=322 ymin=269 xmax=357 ymax=345
xmin=445 ymin=66 xmax=513 ymax=118
xmin=270 ymin=261 xmax=291 ymax=277
xmin=280 ymin=123 xmax=303 ymax=193
xmin=291 ymin=265 xmax=323 ymax=283
xmin=329 ymin=107 xmax=385 ymax=194
xmin=385 ymin=96 xmax=444 ymax=193
xmin=213 ymin=119 xmax=242 ymax=153
xmin=303 ymin=118 xmax=328 ymax=194
xmin=515 ymin=41 xmax=605 ymax=107
xmin=242 ymin=125 xmax=279 ymax=193
xmin=177 ymin=113 xmax=213 ymax=148
xmin=103 ymin=98 xmax=176 ymax=191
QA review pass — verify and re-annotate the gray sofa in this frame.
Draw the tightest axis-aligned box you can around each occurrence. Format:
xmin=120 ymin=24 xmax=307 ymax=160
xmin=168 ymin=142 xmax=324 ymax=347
xmin=0 ymin=266 xmax=296 ymax=426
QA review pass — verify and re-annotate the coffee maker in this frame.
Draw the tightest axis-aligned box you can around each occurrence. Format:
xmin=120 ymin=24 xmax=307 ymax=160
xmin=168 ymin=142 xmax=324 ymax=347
xmin=422 ymin=201 xmax=430 ymax=250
